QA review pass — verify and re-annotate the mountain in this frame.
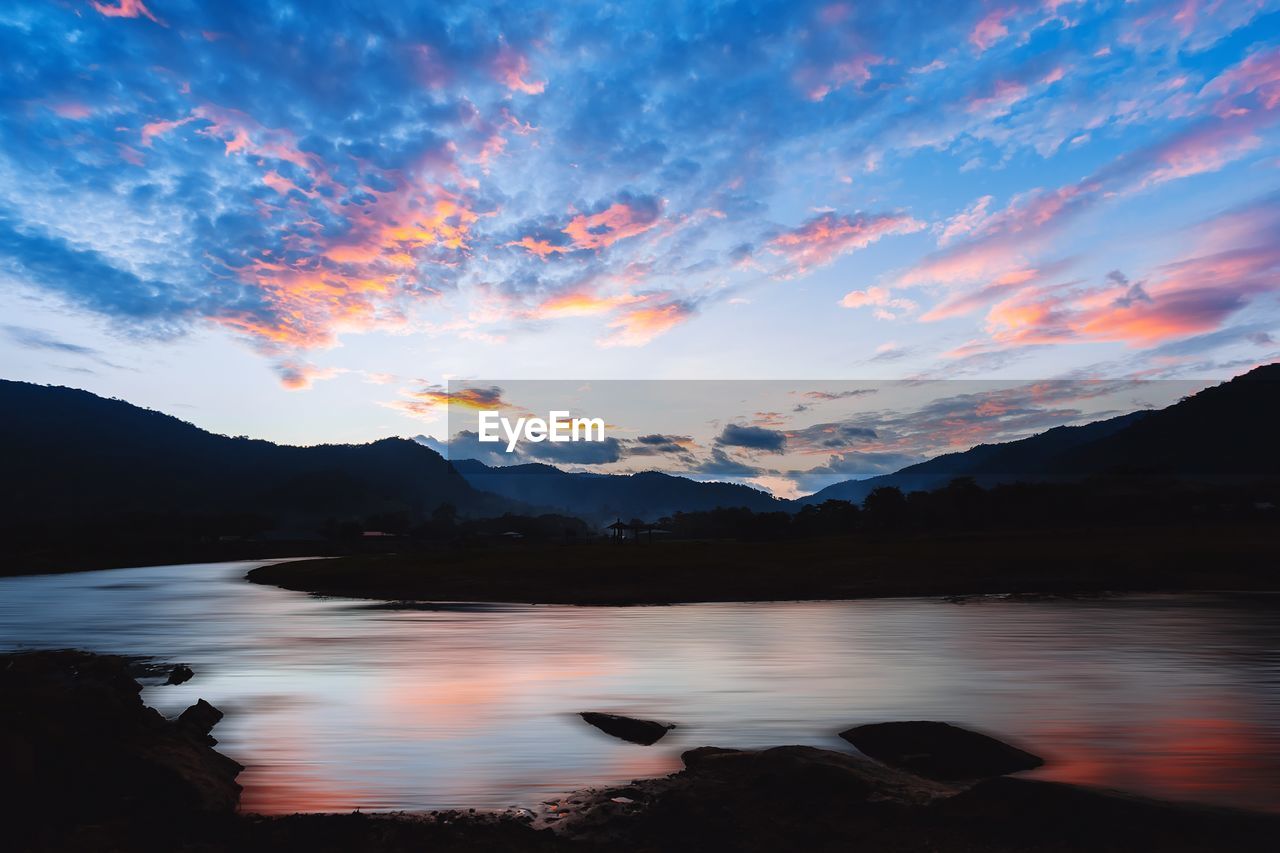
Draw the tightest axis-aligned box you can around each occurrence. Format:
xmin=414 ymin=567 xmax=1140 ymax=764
xmin=442 ymin=456 xmax=784 ymax=522
xmin=0 ymin=380 xmax=511 ymax=535
xmin=1052 ymin=363 xmax=1280 ymax=476
xmin=797 ymin=411 xmax=1148 ymax=506
xmin=799 ymin=364 xmax=1280 ymax=506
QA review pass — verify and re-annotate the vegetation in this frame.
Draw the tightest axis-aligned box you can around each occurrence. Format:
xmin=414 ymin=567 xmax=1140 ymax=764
xmin=663 ymin=475 xmax=1279 ymax=540
xmin=249 ymin=517 xmax=1278 ymax=605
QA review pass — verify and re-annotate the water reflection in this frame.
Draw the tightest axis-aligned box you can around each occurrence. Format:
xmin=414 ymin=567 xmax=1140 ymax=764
xmin=1 ymin=561 xmax=1278 ymax=813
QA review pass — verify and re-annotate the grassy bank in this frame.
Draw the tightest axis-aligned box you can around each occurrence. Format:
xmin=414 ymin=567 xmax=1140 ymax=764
xmin=247 ymin=521 xmax=1279 ymax=605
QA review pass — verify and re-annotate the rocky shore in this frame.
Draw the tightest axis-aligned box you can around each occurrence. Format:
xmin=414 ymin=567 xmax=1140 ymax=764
xmin=4 ymin=650 xmax=1276 ymax=852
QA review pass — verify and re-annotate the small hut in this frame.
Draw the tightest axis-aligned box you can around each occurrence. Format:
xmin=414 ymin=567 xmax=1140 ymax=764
xmin=607 ymin=518 xmax=663 ymax=543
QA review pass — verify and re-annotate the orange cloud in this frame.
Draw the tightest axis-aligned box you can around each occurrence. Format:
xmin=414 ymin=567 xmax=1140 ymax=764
xmin=506 ymin=236 xmax=572 ymax=258
xmin=531 ymin=289 xmax=645 ymax=319
xmin=981 ymin=244 xmax=1279 ymax=350
xmin=385 ymin=385 xmax=508 ymax=421
xmin=276 ymin=361 xmax=341 ymax=391
xmin=563 ymin=201 xmax=663 ymax=250
xmin=597 ymin=297 xmax=695 ymax=347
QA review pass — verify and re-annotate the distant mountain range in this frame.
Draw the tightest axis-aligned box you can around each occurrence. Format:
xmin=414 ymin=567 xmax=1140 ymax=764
xmin=798 ymin=363 xmax=1280 ymax=505
xmin=1 ymin=364 xmax=1275 ymax=539
xmin=442 ymin=457 xmax=783 ymax=521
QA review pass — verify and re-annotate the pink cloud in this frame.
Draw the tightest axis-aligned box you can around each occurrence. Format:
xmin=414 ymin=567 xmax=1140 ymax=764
xmin=51 ymin=102 xmax=92 ymax=120
xmin=976 ymin=199 xmax=1280 ymax=351
xmin=801 ymin=53 xmax=884 ymax=102
xmin=970 ymin=6 xmax=1015 ymax=53
xmin=938 ymin=195 xmax=995 ymax=245
xmin=1202 ymin=45 xmax=1280 ymax=111
xmin=493 ymin=45 xmax=545 ymax=95
xmin=91 ymin=0 xmax=164 ymax=25
xmin=768 ymin=211 xmax=924 ymax=275
xmin=1137 ymin=119 xmax=1263 ymax=188
xmin=919 ymin=268 xmax=1043 ymax=322
xmin=562 ymin=200 xmax=663 ymax=250
xmin=898 ymin=69 xmax=1280 ymax=299
xmin=839 ymin=286 xmax=918 ymax=320
xmin=140 ymin=115 xmax=194 ymax=147
xmin=966 ymin=78 xmax=1030 ymax=114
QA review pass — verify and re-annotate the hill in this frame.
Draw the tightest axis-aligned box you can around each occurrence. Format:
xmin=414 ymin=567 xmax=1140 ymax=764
xmin=799 ymin=364 xmax=1280 ymax=506
xmin=441 ymin=456 xmax=783 ymax=522
xmin=0 ymin=380 xmax=512 ymax=544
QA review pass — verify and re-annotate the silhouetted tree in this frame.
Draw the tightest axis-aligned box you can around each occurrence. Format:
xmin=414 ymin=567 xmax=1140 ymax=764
xmin=863 ymin=486 xmax=908 ymax=530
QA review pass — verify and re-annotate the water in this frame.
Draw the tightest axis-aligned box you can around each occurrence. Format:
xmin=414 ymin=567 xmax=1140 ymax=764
xmin=2 ymin=560 xmax=1279 ymax=814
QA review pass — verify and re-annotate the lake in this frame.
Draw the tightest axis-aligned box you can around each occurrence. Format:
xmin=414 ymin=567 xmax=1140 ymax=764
xmin=2 ymin=560 xmax=1279 ymax=814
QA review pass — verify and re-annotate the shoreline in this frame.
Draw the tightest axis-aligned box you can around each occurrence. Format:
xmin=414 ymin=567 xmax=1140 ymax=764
xmin=245 ymin=521 xmax=1280 ymax=606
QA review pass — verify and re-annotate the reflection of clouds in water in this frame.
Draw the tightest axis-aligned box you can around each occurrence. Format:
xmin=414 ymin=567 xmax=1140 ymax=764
xmin=2 ymin=562 xmax=1280 ymax=813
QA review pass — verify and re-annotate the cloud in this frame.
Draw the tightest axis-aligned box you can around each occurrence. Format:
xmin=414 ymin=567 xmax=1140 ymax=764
xmin=0 ymin=214 xmax=203 ymax=335
xmin=627 ymin=433 xmax=695 ymax=456
xmin=801 ymin=389 xmax=878 ymax=402
xmin=715 ymin=423 xmax=787 ymax=453
xmin=422 ymin=427 xmax=621 ymax=466
xmin=768 ymin=211 xmax=924 ymax=275
xmin=3 ymin=325 xmax=103 ymax=358
xmin=787 ymin=422 xmax=879 ymax=452
xmin=976 ymin=195 xmax=1280 ymax=350
xmin=386 ymin=384 xmax=508 ymax=420
xmin=788 ymin=450 xmax=924 ymax=494
xmin=562 ymin=193 xmax=664 ymax=251
xmin=4 ymin=0 xmax=1280 ymax=384
xmin=938 ymin=195 xmax=995 ymax=245
xmin=969 ymin=6 xmax=1015 ymax=54
xmin=92 ymin=1 xmax=164 ymax=25
xmin=276 ymin=361 xmax=341 ymax=391
xmin=597 ymin=296 xmax=697 ymax=347
xmin=492 ymin=44 xmax=546 ymax=95
xmin=838 ymin=286 xmax=918 ymax=320
xmin=690 ymin=447 xmax=766 ymax=480
xmin=520 ymin=435 xmax=623 ymax=465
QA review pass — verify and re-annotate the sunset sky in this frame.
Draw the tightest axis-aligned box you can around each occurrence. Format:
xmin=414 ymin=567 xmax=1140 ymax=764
xmin=1 ymin=0 xmax=1278 ymax=450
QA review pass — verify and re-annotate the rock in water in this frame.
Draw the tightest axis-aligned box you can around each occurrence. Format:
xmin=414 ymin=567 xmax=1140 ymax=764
xmin=580 ymin=712 xmax=674 ymax=745
xmin=839 ymin=720 xmax=1043 ymax=780
xmin=166 ymin=664 xmax=194 ymax=685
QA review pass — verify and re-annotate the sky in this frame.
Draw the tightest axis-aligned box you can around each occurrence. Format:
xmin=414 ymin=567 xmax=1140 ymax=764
xmin=429 ymin=378 xmax=1205 ymax=497
xmin=1 ymin=0 xmax=1278 ymax=462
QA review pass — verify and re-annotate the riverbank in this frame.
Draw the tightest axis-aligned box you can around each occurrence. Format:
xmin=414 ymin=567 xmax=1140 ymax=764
xmin=247 ymin=521 xmax=1279 ymax=605
xmin=0 ymin=539 xmax=336 ymax=578
xmin=5 ymin=650 xmax=1276 ymax=852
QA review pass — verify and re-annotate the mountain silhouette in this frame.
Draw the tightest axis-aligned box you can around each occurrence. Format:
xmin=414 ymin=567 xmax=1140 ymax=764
xmin=1 ymin=364 xmax=1273 ymax=543
xmin=442 ymin=456 xmax=783 ymax=521
xmin=798 ymin=363 xmax=1279 ymax=505
xmin=0 ymin=380 xmax=511 ymax=534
